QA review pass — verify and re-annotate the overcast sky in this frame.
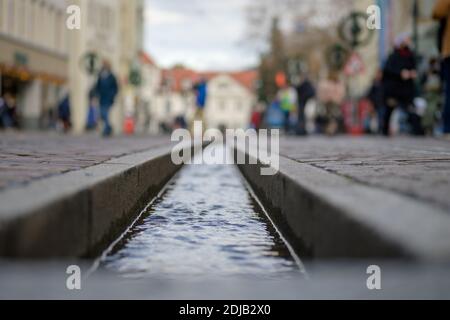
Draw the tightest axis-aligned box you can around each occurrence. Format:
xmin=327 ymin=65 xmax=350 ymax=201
xmin=143 ymin=0 xmax=259 ymax=71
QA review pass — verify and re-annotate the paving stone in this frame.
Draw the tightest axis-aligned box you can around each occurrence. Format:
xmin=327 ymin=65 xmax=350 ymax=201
xmin=0 ymin=133 xmax=168 ymax=191
xmin=280 ymin=136 xmax=450 ymax=212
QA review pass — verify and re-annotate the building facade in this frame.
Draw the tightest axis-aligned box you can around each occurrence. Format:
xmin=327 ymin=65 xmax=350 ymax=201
xmin=153 ymin=67 xmax=197 ymax=132
xmin=377 ymin=0 xmax=439 ymax=63
xmin=68 ymin=0 xmax=144 ymax=134
xmin=204 ymin=72 xmax=257 ymax=130
xmin=149 ymin=66 xmax=258 ymax=132
xmin=137 ymin=51 xmax=161 ymax=134
xmin=0 ymin=0 xmax=68 ymax=129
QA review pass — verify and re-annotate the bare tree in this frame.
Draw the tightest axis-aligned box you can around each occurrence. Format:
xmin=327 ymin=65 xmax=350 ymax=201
xmin=243 ymin=0 xmax=354 ymax=53
xmin=245 ymin=0 xmax=356 ymax=101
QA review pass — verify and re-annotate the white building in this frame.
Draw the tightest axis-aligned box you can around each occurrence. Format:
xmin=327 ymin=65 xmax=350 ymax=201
xmin=68 ymin=0 xmax=144 ymax=134
xmin=204 ymin=72 xmax=257 ymax=130
xmin=152 ymin=67 xmax=197 ymax=132
xmin=0 ymin=0 xmax=68 ymax=129
xmin=136 ymin=51 xmax=161 ymax=134
xmin=148 ymin=66 xmax=258 ymax=132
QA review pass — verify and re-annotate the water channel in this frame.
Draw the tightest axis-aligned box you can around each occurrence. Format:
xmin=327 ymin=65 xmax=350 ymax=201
xmin=102 ymin=146 xmax=303 ymax=279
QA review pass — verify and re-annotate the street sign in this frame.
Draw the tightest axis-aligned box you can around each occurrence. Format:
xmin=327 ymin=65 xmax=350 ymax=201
xmin=80 ymin=52 xmax=101 ymax=75
xmin=326 ymin=44 xmax=349 ymax=71
xmin=129 ymin=67 xmax=142 ymax=87
xmin=344 ymin=52 xmax=365 ymax=76
xmin=128 ymin=58 xmax=142 ymax=87
xmin=338 ymin=11 xmax=374 ymax=49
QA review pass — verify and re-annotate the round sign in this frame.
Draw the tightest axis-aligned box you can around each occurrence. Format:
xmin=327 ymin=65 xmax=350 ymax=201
xmin=129 ymin=68 xmax=142 ymax=87
xmin=80 ymin=52 xmax=101 ymax=75
xmin=338 ymin=11 xmax=374 ymax=49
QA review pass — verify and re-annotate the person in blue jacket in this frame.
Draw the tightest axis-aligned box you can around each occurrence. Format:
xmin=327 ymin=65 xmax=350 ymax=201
xmin=192 ymin=78 xmax=208 ymax=130
xmin=96 ymin=60 xmax=119 ymax=137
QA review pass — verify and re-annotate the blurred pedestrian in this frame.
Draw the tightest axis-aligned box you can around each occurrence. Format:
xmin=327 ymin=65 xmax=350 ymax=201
xmin=265 ymin=99 xmax=285 ymax=129
xmin=317 ymin=72 xmax=345 ymax=135
xmin=95 ymin=60 xmax=119 ymax=137
xmin=250 ymin=103 xmax=265 ymax=130
xmin=382 ymin=33 xmax=419 ymax=136
xmin=57 ymin=94 xmax=71 ymax=133
xmin=174 ymin=115 xmax=187 ymax=130
xmin=295 ymin=74 xmax=316 ymax=136
xmin=0 ymin=95 xmax=7 ymax=129
xmin=366 ymin=70 xmax=385 ymax=134
xmin=433 ymin=0 xmax=450 ymax=138
xmin=0 ymin=93 xmax=19 ymax=129
xmin=278 ymin=82 xmax=298 ymax=134
xmin=86 ymin=86 xmax=99 ymax=131
xmin=192 ymin=78 xmax=208 ymax=131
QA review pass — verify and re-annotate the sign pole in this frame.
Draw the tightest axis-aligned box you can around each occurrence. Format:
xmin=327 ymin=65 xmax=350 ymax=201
xmin=338 ymin=11 xmax=374 ymax=134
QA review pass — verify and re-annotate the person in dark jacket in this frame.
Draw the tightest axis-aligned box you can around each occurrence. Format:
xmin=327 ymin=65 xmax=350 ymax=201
xmin=0 ymin=93 xmax=19 ymax=129
xmin=295 ymin=75 xmax=316 ymax=135
xmin=382 ymin=33 xmax=418 ymax=136
xmin=96 ymin=60 xmax=119 ymax=137
xmin=366 ymin=70 xmax=384 ymax=133
xmin=58 ymin=94 xmax=71 ymax=133
xmin=433 ymin=0 xmax=450 ymax=137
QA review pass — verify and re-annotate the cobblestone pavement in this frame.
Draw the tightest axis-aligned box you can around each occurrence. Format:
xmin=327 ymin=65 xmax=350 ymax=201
xmin=0 ymin=132 xmax=169 ymax=190
xmin=281 ymin=136 xmax=450 ymax=212
xmin=2 ymin=133 xmax=450 ymax=212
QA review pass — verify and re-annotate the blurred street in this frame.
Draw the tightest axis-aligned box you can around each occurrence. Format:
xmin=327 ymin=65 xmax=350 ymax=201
xmin=1 ymin=0 xmax=448 ymax=138
xmin=1 ymin=0 xmax=450 ymax=300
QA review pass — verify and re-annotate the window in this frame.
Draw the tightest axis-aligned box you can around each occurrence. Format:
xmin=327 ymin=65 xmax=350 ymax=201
xmin=16 ymin=0 xmax=25 ymax=39
xmin=218 ymin=82 xmax=229 ymax=89
xmin=165 ymin=100 xmax=172 ymax=115
xmin=419 ymin=1 xmax=435 ymax=19
xmin=47 ymin=6 xmax=55 ymax=49
xmin=55 ymin=11 xmax=63 ymax=52
xmin=100 ymin=6 xmax=111 ymax=31
xmin=235 ymin=100 xmax=243 ymax=112
xmin=0 ymin=0 xmax=4 ymax=32
xmin=218 ymin=99 xmax=226 ymax=112
xmin=49 ymin=7 xmax=60 ymax=51
xmin=24 ymin=0 xmax=31 ymax=40
xmin=28 ymin=0 xmax=36 ymax=42
xmin=87 ymin=2 xmax=94 ymax=27
xmin=6 ymin=0 xmax=14 ymax=34
xmin=181 ymin=79 xmax=192 ymax=91
xmin=36 ymin=2 xmax=44 ymax=44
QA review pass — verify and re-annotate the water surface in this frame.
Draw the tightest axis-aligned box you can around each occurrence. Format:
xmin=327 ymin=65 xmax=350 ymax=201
xmin=103 ymin=147 xmax=301 ymax=278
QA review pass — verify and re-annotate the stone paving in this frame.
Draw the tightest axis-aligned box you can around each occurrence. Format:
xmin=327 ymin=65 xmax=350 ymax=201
xmin=0 ymin=132 xmax=168 ymax=190
xmin=280 ymin=136 xmax=450 ymax=212
xmin=1 ymin=133 xmax=450 ymax=213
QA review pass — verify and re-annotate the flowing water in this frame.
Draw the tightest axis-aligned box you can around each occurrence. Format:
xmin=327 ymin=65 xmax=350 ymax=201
xmin=102 ymin=146 xmax=302 ymax=278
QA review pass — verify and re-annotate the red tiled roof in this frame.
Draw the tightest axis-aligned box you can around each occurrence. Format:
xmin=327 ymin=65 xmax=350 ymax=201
xmin=161 ymin=67 xmax=258 ymax=93
xmin=161 ymin=67 xmax=201 ymax=92
xmin=140 ymin=51 xmax=157 ymax=66
xmin=229 ymin=70 xmax=258 ymax=92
